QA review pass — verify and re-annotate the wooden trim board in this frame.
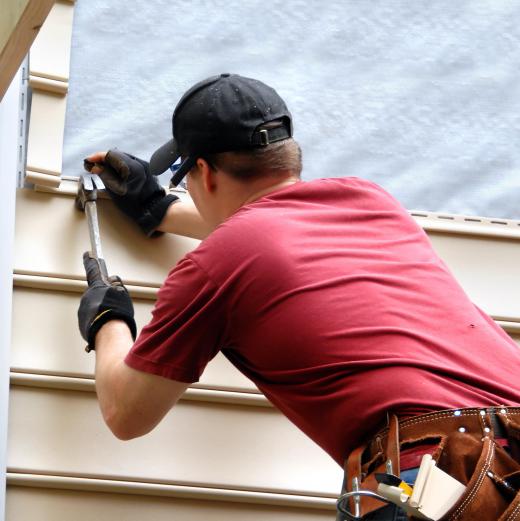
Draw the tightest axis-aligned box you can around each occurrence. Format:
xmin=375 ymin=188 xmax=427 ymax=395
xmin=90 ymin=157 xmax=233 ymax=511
xmin=0 ymin=0 xmax=55 ymax=100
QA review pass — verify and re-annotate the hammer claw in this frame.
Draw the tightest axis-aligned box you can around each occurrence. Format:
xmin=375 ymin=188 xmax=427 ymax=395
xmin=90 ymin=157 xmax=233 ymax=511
xmin=91 ymin=174 xmax=105 ymax=191
xmin=82 ymin=174 xmax=94 ymax=192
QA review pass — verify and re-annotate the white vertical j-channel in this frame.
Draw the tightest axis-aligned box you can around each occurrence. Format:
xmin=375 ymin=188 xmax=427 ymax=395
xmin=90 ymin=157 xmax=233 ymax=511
xmin=0 ymin=67 xmax=22 ymax=519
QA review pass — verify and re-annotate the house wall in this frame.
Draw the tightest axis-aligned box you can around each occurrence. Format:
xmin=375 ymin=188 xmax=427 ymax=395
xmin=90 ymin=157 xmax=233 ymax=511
xmin=8 ymin=183 xmax=520 ymax=519
xmin=8 ymin=185 xmax=342 ymax=519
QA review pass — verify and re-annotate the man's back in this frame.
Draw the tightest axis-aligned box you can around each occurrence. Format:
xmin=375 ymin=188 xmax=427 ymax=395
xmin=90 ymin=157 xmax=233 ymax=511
xmin=130 ymin=176 xmax=520 ymax=465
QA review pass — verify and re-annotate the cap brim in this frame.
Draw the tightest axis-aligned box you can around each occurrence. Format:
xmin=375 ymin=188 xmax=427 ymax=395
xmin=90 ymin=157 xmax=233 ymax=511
xmin=170 ymin=156 xmax=196 ymax=187
xmin=149 ymin=138 xmax=180 ymax=176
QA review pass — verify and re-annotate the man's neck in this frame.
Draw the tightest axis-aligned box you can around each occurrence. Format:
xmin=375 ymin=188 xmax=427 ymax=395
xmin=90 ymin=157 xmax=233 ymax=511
xmin=241 ymin=176 xmax=300 ymax=207
xmin=210 ymin=173 xmax=301 ymax=227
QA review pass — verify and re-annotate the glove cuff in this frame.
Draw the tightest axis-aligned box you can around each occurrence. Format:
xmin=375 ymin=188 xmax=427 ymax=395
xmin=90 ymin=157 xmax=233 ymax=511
xmin=86 ymin=310 xmax=137 ymax=352
xmin=137 ymin=193 xmax=180 ymax=236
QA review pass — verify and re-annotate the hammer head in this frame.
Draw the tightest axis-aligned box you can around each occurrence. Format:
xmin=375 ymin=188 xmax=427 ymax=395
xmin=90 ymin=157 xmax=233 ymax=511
xmin=75 ymin=173 xmax=105 ymax=211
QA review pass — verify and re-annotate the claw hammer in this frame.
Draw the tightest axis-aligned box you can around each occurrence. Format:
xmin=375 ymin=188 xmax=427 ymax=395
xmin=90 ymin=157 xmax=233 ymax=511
xmin=75 ymin=172 xmax=110 ymax=285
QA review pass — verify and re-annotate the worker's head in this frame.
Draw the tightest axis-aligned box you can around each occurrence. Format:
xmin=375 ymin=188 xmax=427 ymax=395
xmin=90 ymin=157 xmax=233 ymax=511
xmin=150 ymin=73 xmax=301 ymax=222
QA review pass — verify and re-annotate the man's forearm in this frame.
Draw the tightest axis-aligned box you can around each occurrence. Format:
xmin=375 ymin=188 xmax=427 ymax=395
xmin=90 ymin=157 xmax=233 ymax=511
xmin=157 ymin=198 xmax=213 ymax=240
xmin=94 ymin=320 xmax=135 ymax=438
xmin=93 ymin=320 xmax=189 ymax=440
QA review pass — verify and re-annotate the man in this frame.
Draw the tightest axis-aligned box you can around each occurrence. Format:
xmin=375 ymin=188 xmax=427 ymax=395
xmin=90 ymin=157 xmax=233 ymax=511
xmin=78 ymin=73 xmax=520 ymax=520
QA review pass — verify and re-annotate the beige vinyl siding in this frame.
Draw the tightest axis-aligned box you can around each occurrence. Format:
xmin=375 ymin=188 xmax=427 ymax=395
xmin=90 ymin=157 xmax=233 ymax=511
xmin=25 ymin=89 xmax=67 ymax=186
xmin=14 ymin=188 xmax=196 ymax=286
xmin=10 ymin=181 xmax=520 ymax=519
xmin=29 ymin=1 xmax=74 ymax=83
xmin=25 ymin=0 xmax=74 ymax=188
xmin=11 ymin=284 xmax=257 ymax=392
xmin=10 ymin=178 xmax=343 ymax=517
xmin=8 ymin=384 xmax=341 ymax=496
xmin=15 ymin=188 xmax=520 ymax=322
xmin=420 ymin=230 xmax=520 ymax=322
xmin=6 ymin=484 xmax=334 ymax=520
xmin=10 ymin=281 xmax=520 ymax=388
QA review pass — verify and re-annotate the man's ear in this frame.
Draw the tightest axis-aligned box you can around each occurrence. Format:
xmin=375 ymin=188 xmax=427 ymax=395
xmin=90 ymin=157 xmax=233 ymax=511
xmin=196 ymin=158 xmax=217 ymax=193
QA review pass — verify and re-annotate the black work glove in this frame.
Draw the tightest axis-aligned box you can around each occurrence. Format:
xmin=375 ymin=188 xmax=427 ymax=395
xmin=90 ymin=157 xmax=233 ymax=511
xmin=78 ymin=252 xmax=137 ymax=352
xmin=85 ymin=149 xmax=179 ymax=236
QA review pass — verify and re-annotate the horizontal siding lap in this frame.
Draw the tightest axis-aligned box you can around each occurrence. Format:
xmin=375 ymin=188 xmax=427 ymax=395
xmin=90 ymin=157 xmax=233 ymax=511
xmin=7 ymin=385 xmax=342 ymax=497
xmin=6 ymin=480 xmax=335 ymax=520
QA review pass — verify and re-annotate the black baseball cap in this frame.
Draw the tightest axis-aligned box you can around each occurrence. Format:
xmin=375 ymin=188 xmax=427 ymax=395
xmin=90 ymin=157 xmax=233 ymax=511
xmin=149 ymin=73 xmax=293 ymax=186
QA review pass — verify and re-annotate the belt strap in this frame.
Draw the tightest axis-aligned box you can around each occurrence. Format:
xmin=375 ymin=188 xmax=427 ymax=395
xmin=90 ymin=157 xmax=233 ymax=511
xmin=368 ymin=407 xmax=520 ymax=463
xmin=344 ymin=414 xmax=401 ymax=516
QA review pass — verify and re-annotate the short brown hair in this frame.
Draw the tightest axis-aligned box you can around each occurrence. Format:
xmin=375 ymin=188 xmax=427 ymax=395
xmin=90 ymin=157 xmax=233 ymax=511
xmin=204 ymin=138 xmax=302 ymax=181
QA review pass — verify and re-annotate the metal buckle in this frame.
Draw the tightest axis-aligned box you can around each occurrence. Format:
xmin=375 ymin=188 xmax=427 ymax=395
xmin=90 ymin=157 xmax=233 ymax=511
xmin=259 ymin=128 xmax=269 ymax=145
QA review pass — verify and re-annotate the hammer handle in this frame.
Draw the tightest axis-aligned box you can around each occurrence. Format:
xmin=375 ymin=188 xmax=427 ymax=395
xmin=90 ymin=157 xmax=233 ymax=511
xmin=85 ymin=200 xmax=110 ymax=284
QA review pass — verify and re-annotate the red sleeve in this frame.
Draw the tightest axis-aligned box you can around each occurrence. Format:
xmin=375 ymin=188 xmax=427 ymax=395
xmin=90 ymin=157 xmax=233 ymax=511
xmin=124 ymin=255 xmax=225 ymax=383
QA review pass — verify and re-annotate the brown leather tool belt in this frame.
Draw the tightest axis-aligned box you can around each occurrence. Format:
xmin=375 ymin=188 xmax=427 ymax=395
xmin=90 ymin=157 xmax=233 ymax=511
xmin=339 ymin=406 xmax=520 ymax=520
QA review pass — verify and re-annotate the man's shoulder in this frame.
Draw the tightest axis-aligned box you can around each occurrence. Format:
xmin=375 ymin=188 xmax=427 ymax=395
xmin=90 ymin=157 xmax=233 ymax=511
xmin=193 ymin=207 xmax=268 ymax=257
xmin=187 ymin=175 xmax=403 ymax=269
xmin=274 ymin=176 xmax=393 ymax=200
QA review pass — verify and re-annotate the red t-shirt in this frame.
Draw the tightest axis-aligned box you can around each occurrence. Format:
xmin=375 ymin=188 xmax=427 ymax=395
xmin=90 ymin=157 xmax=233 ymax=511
xmin=125 ymin=177 xmax=520 ymax=466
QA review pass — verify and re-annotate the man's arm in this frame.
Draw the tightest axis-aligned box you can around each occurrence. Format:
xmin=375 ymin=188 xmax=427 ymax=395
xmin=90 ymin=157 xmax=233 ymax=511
xmin=95 ymin=320 xmax=189 ymax=440
xmin=78 ymin=254 xmax=189 ymax=440
xmin=156 ymin=196 xmax=213 ymax=240
xmin=86 ymin=151 xmax=212 ymax=240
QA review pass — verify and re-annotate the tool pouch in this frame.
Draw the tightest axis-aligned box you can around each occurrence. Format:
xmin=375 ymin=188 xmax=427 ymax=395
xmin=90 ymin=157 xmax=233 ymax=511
xmin=434 ymin=415 xmax=520 ymax=521
xmin=340 ymin=409 xmax=520 ymax=520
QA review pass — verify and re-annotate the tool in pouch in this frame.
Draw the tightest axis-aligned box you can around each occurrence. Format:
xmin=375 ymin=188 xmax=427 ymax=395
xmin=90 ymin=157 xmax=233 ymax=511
xmin=337 ymin=455 xmax=465 ymax=520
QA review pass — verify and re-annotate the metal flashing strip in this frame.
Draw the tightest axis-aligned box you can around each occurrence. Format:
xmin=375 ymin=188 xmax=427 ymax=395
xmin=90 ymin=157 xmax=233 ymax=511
xmin=17 ymin=59 xmax=29 ymax=188
xmin=411 ymin=210 xmax=520 ymax=240
xmin=6 ymin=473 xmax=335 ymax=510
xmin=9 ymin=372 xmax=271 ymax=408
